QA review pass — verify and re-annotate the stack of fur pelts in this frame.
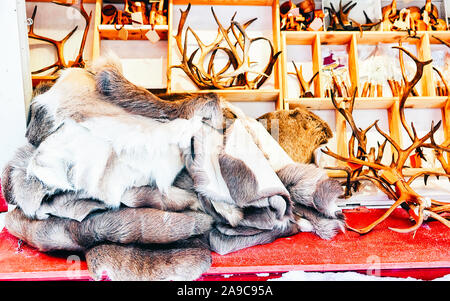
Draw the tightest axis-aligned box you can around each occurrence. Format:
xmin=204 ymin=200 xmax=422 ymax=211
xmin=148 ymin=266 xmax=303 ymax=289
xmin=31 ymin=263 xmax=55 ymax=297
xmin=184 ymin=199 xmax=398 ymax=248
xmin=1 ymin=56 xmax=345 ymax=281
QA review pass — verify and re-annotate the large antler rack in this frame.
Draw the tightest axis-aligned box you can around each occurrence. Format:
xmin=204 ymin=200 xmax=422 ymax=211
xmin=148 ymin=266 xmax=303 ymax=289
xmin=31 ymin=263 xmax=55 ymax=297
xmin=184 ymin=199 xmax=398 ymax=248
xmin=28 ymin=0 xmax=92 ymax=75
xmin=170 ymin=4 xmax=281 ymax=90
xmin=322 ymin=43 xmax=450 ymax=234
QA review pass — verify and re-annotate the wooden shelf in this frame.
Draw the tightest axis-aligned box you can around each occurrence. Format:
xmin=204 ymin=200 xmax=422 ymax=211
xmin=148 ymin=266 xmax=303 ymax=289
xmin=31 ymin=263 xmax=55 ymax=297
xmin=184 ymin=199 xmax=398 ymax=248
xmin=25 ymin=0 xmax=450 ymax=185
xmin=283 ymin=30 xmax=440 ymax=45
xmin=169 ymin=89 xmax=280 ymax=102
xmin=167 ymin=0 xmax=283 ymax=108
xmin=327 ymin=168 xmax=446 ymax=178
xmin=171 ymin=0 xmax=275 ymax=5
xmin=355 ymin=31 xmax=427 ymax=44
xmin=285 ymin=97 xmax=449 ymax=110
xmin=26 ymin=0 xmax=97 ymax=2
xmin=98 ymin=24 xmax=168 ymax=40
xmin=31 ymin=75 xmax=58 ymax=87
xmin=286 ymin=97 xmax=394 ymax=110
xmin=429 ymin=31 xmax=450 ymax=44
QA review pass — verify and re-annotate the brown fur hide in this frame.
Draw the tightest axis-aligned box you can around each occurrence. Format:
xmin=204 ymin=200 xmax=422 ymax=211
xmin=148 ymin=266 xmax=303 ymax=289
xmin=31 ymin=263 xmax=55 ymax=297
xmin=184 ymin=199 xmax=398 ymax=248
xmin=257 ymin=107 xmax=333 ymax=164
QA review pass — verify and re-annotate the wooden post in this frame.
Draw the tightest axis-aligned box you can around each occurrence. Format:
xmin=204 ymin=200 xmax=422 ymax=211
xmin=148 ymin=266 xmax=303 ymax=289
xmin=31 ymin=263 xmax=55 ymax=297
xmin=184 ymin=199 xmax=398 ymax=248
xmin=312 ymin=33 xmax=323 ymax=98
xmin=92 ymin=0 xmax=103 ymax=60
xmin=272 ymin=0 xmax=282 ymax=110
xmin=166 ymin=0 xmax=174 ymax=94
xmin=418 ymin=33 xmax=434 ymax=97
xmin=280 ymin=31 xmax=288 ymax=110
xmin=348 ymin=33 xmax=359 ymax=97
xmin=388 ymin=100 xmax=403 ymax=158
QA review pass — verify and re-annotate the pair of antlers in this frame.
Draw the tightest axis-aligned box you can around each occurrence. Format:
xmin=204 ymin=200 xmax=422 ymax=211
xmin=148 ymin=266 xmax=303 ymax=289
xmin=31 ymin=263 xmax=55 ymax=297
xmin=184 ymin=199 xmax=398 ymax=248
xmin=323 ymin=43 xmax=450 ymax=234
xmin=326 ymin=0 xmax=381 ymax=32
xmin=288 ymin=61 xmax=318 ymax=97
xmin=28 ymin=0 xmax=92 ymax=75
xmin=171 ymin=4 xmax=281 ymax=90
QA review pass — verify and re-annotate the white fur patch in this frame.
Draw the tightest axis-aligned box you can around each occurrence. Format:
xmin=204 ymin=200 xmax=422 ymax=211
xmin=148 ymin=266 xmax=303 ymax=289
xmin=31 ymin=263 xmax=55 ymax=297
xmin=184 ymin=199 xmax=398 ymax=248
xmin=296 ymin=218 xmax=314 ymax=232
xmin=27 ymin=114 xmax=201 ymax=208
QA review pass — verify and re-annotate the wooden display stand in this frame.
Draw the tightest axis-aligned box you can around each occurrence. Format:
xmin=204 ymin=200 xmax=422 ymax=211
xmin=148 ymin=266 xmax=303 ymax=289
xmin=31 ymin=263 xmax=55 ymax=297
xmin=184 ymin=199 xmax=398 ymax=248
xmin=26 ymin=0 xmax=450 ymax=178
xmin=10 ymin=0 xmax=450 ymax=281
xmin=282 ymin=30 xmax=450 ymax=177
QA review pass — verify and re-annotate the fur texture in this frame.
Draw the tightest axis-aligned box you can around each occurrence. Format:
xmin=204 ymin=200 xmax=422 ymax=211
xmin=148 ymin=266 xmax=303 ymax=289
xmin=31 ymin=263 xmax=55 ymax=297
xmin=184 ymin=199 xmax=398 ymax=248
xmin=257 ymin=107 xmax=333 ymax=163
xmin=277 ymin=163 xmax=346 ymax=239
xmin=5 ymin=207 xmax=213 ymax=251
xmin=17 ymin=66 xmax=220 ymax=213
xmin=5 ymin=208 xmax=212 ymax=280
xmin=2 ymin=55 xmax=346 ymax=279
xmin=1 ymin=144 xmax=48 ymax=217
xmin=94 ymin=65 xmax=223 ymax=129
xmin=86 ymin=239 xmax=211 ymax=281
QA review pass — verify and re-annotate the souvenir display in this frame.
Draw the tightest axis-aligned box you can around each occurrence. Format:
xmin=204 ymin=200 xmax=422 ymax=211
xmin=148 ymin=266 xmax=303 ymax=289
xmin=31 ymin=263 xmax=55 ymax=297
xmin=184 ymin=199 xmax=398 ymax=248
xmin=171 ymin=4 xmax=280 ymax=90
xmin=323 ymin=46 xmax=450 ymax=234
xmin=101 ymin=0 xmax=167 ymax=26
xmin=3 ymin=0 xmax=450 ymax=282
xmin=382 ymin=0 xmax=447 ymax=31
xmin=280 ymin=0 xmax=325 ymax=31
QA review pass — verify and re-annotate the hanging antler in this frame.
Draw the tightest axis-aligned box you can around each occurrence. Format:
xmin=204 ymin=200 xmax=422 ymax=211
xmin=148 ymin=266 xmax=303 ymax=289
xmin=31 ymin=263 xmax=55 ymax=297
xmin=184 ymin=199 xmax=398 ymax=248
xmin=170 ymin=5 xmax=281 ymax=90
xmin=288 ymin=61 xmax=318 ymax=97
xmin=322 ymin=43 xmax=450 ymax=234
xmin=395 ymin=44 xmax=432 ymax=141
xmin=28 ymin=0 xmax=92 ymax=75
xmin=52 ymin=0 xmax=92 ymax=68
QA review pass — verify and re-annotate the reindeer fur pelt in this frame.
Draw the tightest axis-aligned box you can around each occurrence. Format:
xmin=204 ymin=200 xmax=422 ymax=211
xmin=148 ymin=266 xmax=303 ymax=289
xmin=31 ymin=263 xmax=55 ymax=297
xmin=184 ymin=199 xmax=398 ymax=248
xmin=257 ymin=108 xmax=333 ymax=164
xmin=1 ymin=56 xmax=345 ymax=280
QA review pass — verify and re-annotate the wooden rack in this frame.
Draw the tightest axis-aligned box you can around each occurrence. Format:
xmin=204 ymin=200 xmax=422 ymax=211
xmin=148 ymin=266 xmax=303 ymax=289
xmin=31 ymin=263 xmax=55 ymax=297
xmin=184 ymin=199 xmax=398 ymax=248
xmin=26 ymin=0 xmax=450 ymax=178
xmin=281 ymin=30 xmax=449 ymax=176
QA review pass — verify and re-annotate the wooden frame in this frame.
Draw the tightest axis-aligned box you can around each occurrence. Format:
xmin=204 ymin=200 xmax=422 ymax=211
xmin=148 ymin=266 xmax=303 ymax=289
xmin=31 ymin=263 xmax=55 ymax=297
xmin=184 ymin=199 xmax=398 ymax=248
xmin=166 ymin=0 xmax=283 ymax=108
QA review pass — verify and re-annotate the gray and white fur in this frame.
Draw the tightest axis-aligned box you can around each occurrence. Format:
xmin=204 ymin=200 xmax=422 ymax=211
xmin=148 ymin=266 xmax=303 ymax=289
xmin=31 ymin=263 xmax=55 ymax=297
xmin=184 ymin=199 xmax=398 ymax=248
xmin=1 ymin=55 xmax=345 ymax=279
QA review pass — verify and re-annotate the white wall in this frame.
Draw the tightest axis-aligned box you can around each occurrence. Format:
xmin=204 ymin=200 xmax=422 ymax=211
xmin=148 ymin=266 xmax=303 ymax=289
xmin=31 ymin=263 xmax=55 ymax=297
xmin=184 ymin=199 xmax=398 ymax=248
xmin=0 ymin=0 xmax=31 ymax=171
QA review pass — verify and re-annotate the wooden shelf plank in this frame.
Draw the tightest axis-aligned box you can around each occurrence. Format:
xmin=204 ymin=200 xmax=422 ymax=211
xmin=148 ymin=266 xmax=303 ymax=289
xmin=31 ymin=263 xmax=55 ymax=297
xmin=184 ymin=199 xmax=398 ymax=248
xmin=285 ymin=97 xmax=448 ymax=110
xmin=286 ymin=97 xmax=394 ymax=110
xmin=403 ymin=96 xmax=448 ymax=109
xmin=168 ymin=89 xmax=280 ymax=102
xmin=26 ymin=0 xmax=97 ymax=2
xmin=319 ymin=32 xmax=354 ymax=45
xmin=326 ymin=168 xmax=446 ymax=178
xmin=98 ymin=24 xmax=168 ymax=41
xmin=284 ymin=31 xmax=318 ymax=45
xmin=32 ymin=75 xmax=57 ymax=87
xmin=427 ymin=31 xmax=450 ymax=44
xmin=355 ymin=31 xmax=426 ymax=44
xmin=172 ymin=0 xmax=274 ymax=5
xmin=282 ymin=30 xmax=450 ymax=46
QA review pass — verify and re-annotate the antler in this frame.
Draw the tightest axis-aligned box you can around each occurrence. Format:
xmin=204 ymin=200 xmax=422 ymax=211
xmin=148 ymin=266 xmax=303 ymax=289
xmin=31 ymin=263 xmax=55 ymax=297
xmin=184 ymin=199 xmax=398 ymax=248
xmin=170 ymin=5 xmax=280 ymax=90
xmin=52 ymin=0 xmax=92 ymax=68
xmin=322 ymin=42 xmax=450 ymax=234
xmin=28 ymin=5 xmax=77 ymax=74
xmin=338 ymin=0 xmax=357 ymax=30
xmin=28 ymin=0 xmax=92 ymax=75
xmin=394 ymin=44 xmax=433 ymax=142
xmin=288 ymin=61 xmax=318 ymax=97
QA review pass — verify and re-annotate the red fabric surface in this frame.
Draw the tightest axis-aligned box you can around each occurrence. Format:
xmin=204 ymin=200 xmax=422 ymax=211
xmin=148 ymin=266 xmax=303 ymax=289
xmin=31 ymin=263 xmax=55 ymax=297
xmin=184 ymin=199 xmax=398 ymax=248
xmin=0 ymin=229 xmax=89 ymax=280
xmin=0 ymin=208 xmax=449 ymax=280
xmin=209 ymin=208 xmax=450 ymax=274
xmin=0 ymin=184 xmax=7 ymax=213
